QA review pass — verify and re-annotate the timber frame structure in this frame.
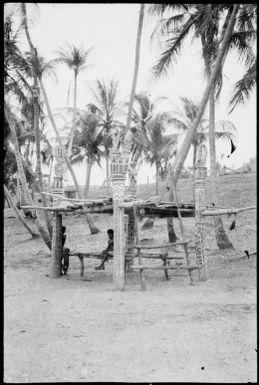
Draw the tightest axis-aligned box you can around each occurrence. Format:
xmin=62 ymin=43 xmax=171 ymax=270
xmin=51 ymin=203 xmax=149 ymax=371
xmin=21 ymin=144 xmax=256 ymax=290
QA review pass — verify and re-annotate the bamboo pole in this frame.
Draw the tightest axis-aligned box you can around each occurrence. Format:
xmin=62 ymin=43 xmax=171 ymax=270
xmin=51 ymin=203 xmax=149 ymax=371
xmin=201 ymin=206 xmax=256 ymax=216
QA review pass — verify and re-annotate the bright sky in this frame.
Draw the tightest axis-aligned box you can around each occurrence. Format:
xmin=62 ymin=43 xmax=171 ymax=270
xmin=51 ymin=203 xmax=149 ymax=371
xmin=5 ymin=3 xmax=257 ymax=186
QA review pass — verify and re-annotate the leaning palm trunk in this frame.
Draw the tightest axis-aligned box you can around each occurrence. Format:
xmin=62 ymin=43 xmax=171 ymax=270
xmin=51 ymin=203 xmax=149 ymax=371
xmin=168 ymin=5 xmax=239 ymax=185
xmin=83 ymin=159 xmax=92 ymax=198
xmin=22 ymin=2 xmax=52 ymax=237
xmin=39 ymin=78 xmax=99 ymax=234
xmin=4 ymin=184 xmax=38 ymax=238
xmin=123 ymin=3 xmax=145 ymax=147
xmin=33 ymin=84 xmax=53 ymax=237
xmin=67 ymin=70 xmax=78 ymax=158
xmin=166 ymin=5 xmax=239 ymax=242
xmin=5 ymin=106 xmax=52 ymax=250
xmin=209 ymin=89 xmax=233 ymax=249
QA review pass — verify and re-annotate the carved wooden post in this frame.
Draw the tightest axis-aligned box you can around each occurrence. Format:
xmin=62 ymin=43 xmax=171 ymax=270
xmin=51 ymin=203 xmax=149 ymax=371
xmin=127 ymin=167 xmax=138 ymax=267
xmin=110 ymin=149 xmax=127 ymax=290
xmin=50 ymin=211 xmax=62 ymax=278
xmin=194 ymin=144 xmax=207 ymax=281
xmin=50 ymin=141 xmax=66 ymax=277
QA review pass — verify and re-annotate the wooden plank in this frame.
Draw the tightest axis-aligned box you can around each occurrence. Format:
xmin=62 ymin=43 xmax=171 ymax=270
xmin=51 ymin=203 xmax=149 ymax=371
xmin=140 ymin=254 xmax=184 ymax=260
xmin=129 ymin=239 xmax=193 ymax=250
xmin=42 ymin=191 xmax=111 ymax=204
xmin=131 ymin=265 xmax=201 ymax=270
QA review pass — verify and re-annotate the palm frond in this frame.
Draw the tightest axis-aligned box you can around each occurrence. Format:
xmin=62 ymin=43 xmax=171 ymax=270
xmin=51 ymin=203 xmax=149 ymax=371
xmin=228 ymin=60 xmax=256 ymax=113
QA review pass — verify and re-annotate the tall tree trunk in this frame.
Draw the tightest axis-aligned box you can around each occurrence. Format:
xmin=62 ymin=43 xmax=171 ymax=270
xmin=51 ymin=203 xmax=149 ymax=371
xmin=84 ymin=158 xmax=92 ymax=198
xmin=122 ymin=3 xmax=145 ymax=148
xmin=155 ymin=161 xmax=159 ymax=195
xmin=39 ymin=78 xmax=99 ymax=234
xmin=5 ymin=106 xmax=52 ymax=250
xmin=22 ymin=3 xmax=52 ymax=237
xmin=33 ymin=84 xmax=53 ymax=237
xmin=168 ymin=4 xmax=239 ymax=185
xmin=22 ymin=3 xmax=98 ymax=234
xmin=105 ymin=151 xmax=110 ymax=195
xmin=193 ymin=141 xmax=197 ymax=171
xmin=67 ymin=70 xmax=77 ymax=158
xmin=4 ymin=184 xmax=38 ymax=238
xmin=209 ymin=89 xmax=233 ymax=249
xmin=165 ymin=5 xmax=239 ymax=244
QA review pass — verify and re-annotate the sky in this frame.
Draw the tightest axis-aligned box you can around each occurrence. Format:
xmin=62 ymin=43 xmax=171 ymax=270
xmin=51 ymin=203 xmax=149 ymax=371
xmin=5 ymin=3 xmax=257 ymax=186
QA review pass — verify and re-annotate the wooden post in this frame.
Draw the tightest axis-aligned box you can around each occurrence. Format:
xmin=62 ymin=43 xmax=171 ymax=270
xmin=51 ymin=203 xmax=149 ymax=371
xmin=126 ymin=168 xmax=138 ymax=270
xmin=110 ymin=149 xmax=127 ymax=290
xmin=194 ymin=144 xmax=207 ymax=281
xmin=50 ymin=211 xmax=62 ymax=278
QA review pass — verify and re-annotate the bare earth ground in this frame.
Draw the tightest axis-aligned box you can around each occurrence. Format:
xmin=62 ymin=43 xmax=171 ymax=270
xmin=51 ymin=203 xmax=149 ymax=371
xmin=4 ymin=174 xmax=257 ymax=383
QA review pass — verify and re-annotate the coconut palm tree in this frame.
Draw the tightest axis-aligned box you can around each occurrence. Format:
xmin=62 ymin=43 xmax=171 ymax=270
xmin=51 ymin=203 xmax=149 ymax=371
xmin=229 ymin=54 xmax=256 ymax=113
xmin=20 ymin=3 xmax=99 ymax=234
xmin=87 ymin=78 xmax=123 ymax=193
xmin=134 ymin=113 xmax=178 ymax=195
xmin=122 ymin=3 xmax=145 ymax=152
xmin=5 ymin=104 xmax=52 ymax=250
xmin=71 ymin=112 xmax=103 ymax=198
xmin=56 ymin=44 xmax=94 ymax=157
xmin=150 ymin=4 xmax=242 ymax=248
xmin=169 ymin=96 xmax=236 ymax=171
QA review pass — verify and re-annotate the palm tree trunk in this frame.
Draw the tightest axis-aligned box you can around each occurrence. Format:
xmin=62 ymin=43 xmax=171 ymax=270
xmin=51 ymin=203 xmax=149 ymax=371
xmin=105 ymin=151 xmax=110 ymax=195
xmin=84 ymin=158 xmax=92 ymax=198
xmin=39 ymin=78 xmax=99 ymax=234
xmin=155 ymin=161 xmax=159 ymax=195
xmin=67 ymin=70 xmax=77 ymax=157
xmin=4 ymin=185 xmax=38 ymax=238
xmin=22 ymin=2 xmax=52 ymax=237
xmin=123 ymin=3 xmax=145 ymax=147
xmin=209 ymin=89 xmax=233 ymax=249
xmin=169 ymin=4 xmax=239 ymax=184
xmin=165 ymin=3 xmax=238 ymax=246
xmin=193 ymin=141 xmax=197 ymax=171
xmin=33 ymin=84 xmax=53 ymax=237
xmin=5 ymin=106 xmax=52 ymax=250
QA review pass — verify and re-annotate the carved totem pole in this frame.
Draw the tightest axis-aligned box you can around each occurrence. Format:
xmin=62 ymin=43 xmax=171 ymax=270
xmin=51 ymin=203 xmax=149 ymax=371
xmin=194 ymin=144 xmax=207 ymax=281
xmin=110 ymin=147 xmax=128 ymax=290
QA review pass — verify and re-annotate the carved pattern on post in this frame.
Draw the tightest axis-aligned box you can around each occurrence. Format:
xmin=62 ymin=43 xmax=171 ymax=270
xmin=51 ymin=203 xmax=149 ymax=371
xmin=194 ymin=144 xmax=207 ymax=281
xmin=50 ymin=212 xmax=62 ymax=278
xmin=110 ymin=148 xmax=127 ymax=290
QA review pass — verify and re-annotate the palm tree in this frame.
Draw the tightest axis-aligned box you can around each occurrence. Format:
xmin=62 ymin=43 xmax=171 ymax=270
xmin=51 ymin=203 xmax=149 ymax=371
xmin=71 ymin=112 xmax=103 ymax=198
xmin=229 ymin=54 xmax=256 ymax=113
xmin=20 ymin=3 xmax=99 ymax=234
xmin=5 ymin=104 xmax=52 ymax=250
xmin=122 ymin=3 xmax=145 ymax=152
xmin=134 ymin=113 xmax=178 ymax=195
xmin=87 ymin=78 xmax=122 ymax=193
xmin=228 ymin=4 xmax=257 ymax=112
xmin=169 ymin=96 xmax=236 ymax=171
xmin=56 ymin=44 xmax=94 ymax=157
xmin=150 ymin=4 xmax=241 ymax=248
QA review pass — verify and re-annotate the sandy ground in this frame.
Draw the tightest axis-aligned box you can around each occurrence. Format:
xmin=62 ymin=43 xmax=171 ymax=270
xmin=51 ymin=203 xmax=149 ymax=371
xmin=4 ymin=208 xmax=257 ymax=383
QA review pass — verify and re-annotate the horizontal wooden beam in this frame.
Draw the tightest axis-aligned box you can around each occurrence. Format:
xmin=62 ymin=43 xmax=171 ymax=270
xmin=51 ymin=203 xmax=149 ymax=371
xmin=131 ymin=265 xmax=201 ymax=270
xmin=42 ymin=191 xmax=111 ymax=205
xmin=129 ymin=239 xmax=193 ymax=250
xmin=201 ymin=206 xmax=256 ymax=217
